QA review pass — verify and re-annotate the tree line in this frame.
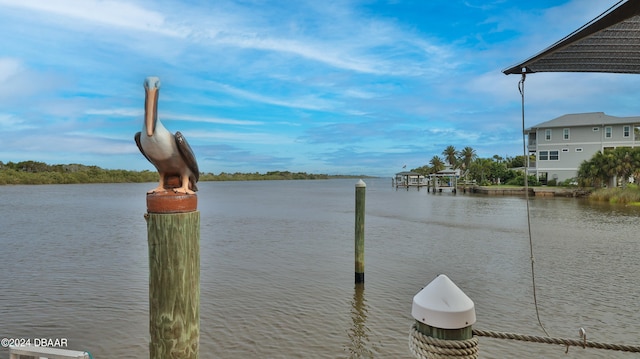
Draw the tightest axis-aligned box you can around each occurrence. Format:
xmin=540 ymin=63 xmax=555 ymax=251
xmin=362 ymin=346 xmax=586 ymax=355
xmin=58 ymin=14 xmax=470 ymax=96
xmin=413 ymin=145 xmax=640 ymax=188
xmin=0 ymin=161 xmax=355 ymax=185
xmin=409 ymin=146 xmax=538 ymax=186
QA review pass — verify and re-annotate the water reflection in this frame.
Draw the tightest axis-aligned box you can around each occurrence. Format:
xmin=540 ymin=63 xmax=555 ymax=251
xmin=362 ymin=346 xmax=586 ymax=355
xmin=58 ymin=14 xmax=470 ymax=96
xmin=345 ymin=283 xmax=377 ymax=358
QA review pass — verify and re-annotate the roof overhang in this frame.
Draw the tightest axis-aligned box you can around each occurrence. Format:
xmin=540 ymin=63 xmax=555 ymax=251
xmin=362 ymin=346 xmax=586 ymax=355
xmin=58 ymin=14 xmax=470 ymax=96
xmin=503 ymin=0 xmax=640 ymax=75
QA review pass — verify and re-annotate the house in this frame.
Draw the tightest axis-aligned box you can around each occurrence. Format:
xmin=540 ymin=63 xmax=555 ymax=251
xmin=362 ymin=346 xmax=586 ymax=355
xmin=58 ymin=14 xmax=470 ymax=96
xmin=525 ymin=112 xmax=640 ymax=183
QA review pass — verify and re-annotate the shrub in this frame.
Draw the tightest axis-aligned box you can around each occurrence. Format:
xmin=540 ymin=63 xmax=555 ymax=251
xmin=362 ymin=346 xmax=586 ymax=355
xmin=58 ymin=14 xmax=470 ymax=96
xmin=506 ymin=174 xmax=540 ymax=186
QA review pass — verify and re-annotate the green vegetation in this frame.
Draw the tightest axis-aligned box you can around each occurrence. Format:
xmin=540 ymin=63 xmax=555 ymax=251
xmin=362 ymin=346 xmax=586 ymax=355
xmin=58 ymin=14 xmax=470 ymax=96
xmin=0 ymin=161 xmax=158 ymax=185
xmin=577 ymin=147 xmax=640 ymax=188
xmin=589 ymin=184 xmax=640 ymax=205
xmin=576 ymin=147 xmax=640 ymax=204
xmin=412 ymin=146 xmax=640 ymax=204
xmin=0 ymin=161 xmax=363 ymax=185
xmin=411 ymin=146 xmax=535 ymax=186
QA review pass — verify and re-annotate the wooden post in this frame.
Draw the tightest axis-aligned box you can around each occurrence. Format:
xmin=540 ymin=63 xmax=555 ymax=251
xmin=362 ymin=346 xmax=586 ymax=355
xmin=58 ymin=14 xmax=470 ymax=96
xmin=354 ymin=180 xmax=366 ymax=284
xmin=146 ymin=192 xmax=200 ymax=359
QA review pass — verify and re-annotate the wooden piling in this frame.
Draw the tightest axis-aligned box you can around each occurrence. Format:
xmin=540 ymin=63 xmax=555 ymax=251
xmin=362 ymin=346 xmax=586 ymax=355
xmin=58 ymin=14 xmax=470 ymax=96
xmin=355 ymin=180 xmax=366 ymax=283
xmin=146 ymin=192 xmax=200 ymax=359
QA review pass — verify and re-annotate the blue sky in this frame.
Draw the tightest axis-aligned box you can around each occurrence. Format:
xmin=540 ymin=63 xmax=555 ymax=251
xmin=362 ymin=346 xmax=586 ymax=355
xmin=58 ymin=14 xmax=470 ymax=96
xmin=0 ymin=0 xmax=636 ymax=176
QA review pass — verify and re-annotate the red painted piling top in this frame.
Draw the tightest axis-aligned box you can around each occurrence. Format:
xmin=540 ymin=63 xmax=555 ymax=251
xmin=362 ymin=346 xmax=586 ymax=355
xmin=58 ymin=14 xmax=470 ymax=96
xmin=147 ymin=191 xmax=197 ymax=213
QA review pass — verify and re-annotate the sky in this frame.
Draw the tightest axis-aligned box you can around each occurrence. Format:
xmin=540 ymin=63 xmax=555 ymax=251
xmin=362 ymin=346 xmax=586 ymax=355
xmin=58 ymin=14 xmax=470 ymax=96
xmin=0 ymin=0 xmax=637 ymax=176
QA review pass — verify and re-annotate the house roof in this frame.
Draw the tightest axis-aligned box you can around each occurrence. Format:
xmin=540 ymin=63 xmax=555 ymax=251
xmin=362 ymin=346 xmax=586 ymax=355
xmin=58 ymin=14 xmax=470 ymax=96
xmin=396 ymin=171 xmax=422 ymax=176
xmin=504 ymin=0 xmax=640 ymax=75
xmin=525 ymin=112 xmax=640 ymax=131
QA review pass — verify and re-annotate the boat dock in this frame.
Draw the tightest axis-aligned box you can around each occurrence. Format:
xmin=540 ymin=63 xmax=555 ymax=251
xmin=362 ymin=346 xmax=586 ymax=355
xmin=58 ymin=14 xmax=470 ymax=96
xmin=393 ymin=170 xmax=461 ymax=192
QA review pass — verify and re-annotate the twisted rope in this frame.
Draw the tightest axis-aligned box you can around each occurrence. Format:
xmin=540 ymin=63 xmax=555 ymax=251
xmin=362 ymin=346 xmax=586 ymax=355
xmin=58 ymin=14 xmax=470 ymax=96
xmin=409 ymin=323 xmax=479 ymax=359
xmin=473 ymin=329 xmax=640 ymax=353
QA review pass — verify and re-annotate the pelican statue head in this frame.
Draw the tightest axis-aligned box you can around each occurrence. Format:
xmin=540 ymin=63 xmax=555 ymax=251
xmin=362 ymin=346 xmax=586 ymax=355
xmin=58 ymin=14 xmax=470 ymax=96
xmin=144 ymin=76 xmax=161 ymax=137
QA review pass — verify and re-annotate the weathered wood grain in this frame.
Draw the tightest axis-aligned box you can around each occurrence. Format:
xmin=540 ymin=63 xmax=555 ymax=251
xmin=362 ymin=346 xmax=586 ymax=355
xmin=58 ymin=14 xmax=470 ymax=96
xmin=147 ymin=211 xmax=200 ymax=359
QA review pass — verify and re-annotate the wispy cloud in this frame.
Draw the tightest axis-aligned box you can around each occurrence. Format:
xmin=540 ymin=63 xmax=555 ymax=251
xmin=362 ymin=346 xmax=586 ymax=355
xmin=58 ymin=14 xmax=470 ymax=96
xmin=0 ymin=0 xmax=187 ymax=37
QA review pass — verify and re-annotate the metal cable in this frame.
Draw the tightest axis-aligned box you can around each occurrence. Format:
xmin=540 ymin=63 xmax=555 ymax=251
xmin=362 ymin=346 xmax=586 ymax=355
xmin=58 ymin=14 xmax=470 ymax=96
xmin=518 ymin=73 xmax=550 ymax=337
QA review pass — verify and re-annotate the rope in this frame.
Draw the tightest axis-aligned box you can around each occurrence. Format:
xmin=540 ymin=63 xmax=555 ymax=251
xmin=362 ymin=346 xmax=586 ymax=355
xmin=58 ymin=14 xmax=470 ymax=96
xmin=519 ymin=72 xmax=550 ymax=337
xmin=409 ymin=323 xmax=479 ymax=359
xmin=473 ymin=329 xmax=640 ymax=353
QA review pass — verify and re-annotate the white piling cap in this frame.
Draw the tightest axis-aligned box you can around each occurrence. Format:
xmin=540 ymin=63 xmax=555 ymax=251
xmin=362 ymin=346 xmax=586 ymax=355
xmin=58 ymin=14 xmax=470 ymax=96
xmin=355 ymin=179 xmax=366 ymax=187
xmin=411 ymin=274 xmax=476 ymax=329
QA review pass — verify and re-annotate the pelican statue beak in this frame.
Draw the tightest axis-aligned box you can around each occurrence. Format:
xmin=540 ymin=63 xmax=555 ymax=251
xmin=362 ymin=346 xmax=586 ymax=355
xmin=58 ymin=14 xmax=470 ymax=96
xmin=144 ymin=76 xmax=161 ymax=137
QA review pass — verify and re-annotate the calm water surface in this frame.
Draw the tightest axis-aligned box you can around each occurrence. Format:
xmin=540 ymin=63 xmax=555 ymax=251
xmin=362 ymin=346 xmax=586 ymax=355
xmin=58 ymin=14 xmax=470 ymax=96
xmin=1 ymin=179 xmax=639 ymax=358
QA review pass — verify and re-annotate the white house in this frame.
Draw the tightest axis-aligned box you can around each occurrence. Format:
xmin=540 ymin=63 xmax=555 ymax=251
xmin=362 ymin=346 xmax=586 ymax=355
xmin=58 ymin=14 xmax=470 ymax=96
xmin=525 ymin=112 xmax=640 ymax=183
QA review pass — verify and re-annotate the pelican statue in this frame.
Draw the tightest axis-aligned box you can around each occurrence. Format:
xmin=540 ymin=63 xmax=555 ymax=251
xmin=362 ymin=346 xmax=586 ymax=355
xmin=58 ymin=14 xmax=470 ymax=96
xmin=135 ymin=76 xmax=199 ymax=194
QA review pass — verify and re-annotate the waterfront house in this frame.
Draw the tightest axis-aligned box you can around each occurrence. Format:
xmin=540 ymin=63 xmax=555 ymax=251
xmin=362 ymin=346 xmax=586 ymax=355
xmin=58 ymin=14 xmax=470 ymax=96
xmin=525 ymin=112 xmax=640 ymax=183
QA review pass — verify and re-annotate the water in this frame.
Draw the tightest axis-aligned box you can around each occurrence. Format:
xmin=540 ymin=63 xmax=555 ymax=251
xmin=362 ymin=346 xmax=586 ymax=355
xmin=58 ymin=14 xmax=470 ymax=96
xmin=1 ymin=179 xmax=639 ymax=358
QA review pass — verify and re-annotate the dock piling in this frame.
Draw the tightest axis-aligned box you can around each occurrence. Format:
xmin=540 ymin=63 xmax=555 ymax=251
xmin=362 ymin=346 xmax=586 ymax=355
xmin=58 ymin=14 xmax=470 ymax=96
xmin=409 ymin=274 xmax=478 ymax=358
xmin=354 ymin=179 xmax=366 ymax=284
xmin=146 ymin=192 xmax=200 ymax=359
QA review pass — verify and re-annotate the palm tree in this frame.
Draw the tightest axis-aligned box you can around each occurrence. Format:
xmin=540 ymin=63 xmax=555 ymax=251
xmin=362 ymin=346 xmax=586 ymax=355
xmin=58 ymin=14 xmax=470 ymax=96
xmin=442 ymin=145 xmax=458 ymax=168
xmin=632 ymin=148 xmax=640 ymax=184
xmin=459 ymin=146 xmax=476 ymax=177
xmin=610 ymin=147 xmax=636 ymax=187
xmin=469 ymin=158 xmax=493 ymax=184
xmin=429 ymin=156 xmax=445 ymax=174
xmin=578 ymin=151 xmax=612 ymax=187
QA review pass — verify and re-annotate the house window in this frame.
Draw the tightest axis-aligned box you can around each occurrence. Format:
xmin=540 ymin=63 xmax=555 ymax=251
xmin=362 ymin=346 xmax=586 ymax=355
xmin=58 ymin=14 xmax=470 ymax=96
xmin=545 ymin=129 xmax=552 ymax=141
xmin=605 ymin=126 xmax=612 ymax=138
xmin=550 ymin=151 xmax=559 ymax=160
xmin=563 ymin=128 xmax=569 ymax=140
xmin=623 ymin=125 xmax=631 ymax=137
xmin=539 ymin=151 xmax=548 ymax=160
xmin=576 ymin=148 xmax=583 ymax=152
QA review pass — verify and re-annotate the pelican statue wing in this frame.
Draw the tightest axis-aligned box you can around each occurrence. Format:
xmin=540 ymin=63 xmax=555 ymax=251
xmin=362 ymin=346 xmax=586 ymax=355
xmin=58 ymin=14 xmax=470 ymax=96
xmin=175 ymin=131 xmax=200 ymax=184
xmin=134 ymin=131 xmax=153 ymax=164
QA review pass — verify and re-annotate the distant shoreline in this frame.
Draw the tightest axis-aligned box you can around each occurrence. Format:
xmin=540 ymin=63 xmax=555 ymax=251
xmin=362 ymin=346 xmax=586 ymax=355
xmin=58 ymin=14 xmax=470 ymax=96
xmin=0 ymin=162 xmax=374 ymax=185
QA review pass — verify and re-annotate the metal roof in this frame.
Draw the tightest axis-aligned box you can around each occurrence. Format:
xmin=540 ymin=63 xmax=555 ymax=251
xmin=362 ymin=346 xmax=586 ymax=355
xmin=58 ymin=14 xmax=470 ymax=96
xmin=525 ymin=112 xmax=640 ymax=131
xmin=503 ymin=0 xmax=640 ymax=75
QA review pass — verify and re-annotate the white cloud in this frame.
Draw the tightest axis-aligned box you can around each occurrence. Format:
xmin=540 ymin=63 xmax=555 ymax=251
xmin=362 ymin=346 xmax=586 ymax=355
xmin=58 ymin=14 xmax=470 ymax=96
xmin=209 ymin=81 xmax=338 ymax=111
xmin=0 ymin=0 xmax=188 ymax=37
xmin=86 ymin=108 xmax=264 ymax=126
xmin=186 ymin=130 xmax=294 ymax=145
xmin=0 ymin=57 xmax=62 ymax=101
xmin=168 ymin=114 xmax=263 ymax=126
xmin=86 ymin=108 xmax=142 ymax=117
xmin=0 ymin=113 xmax=35 ymax=131
xmin=0 ymin=57 xmax=22 ymax=82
